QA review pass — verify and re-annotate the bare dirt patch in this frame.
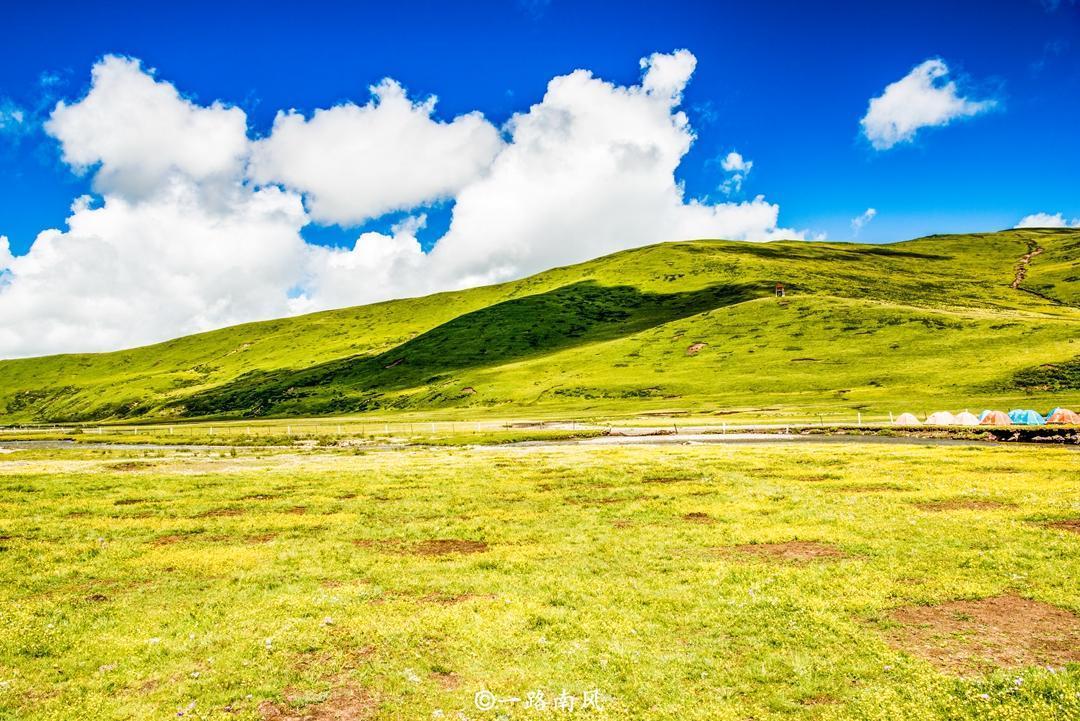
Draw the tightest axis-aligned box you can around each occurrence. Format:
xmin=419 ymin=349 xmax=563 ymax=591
xmin=351 ymin=539 xmax=385 ymax=551
xmin=113 ymin=497 xmax=149 ymax=506
xmin=794 ymin=474 xmax=839 ymax=483
xmin=432 ymin=671 xmax=461 ymax=690
xmin=205 ymin=532 xmax=278 ymax=544
xmin=1044 ymin=519 xmax=1080 ymax=534
xmin=150 ymin=534 xmax=187 ymax=546
xmin=194 ymin=507 xmax=246 ymax=518
xmin=686 ymin=342 xmax=707 ymax=355
xmin=682 ymin=512 xmax=715 ymax=524
xmin=799 ymin=694 xmax=839 ymax=706
xmin=1011 ymin=242 xmax=1044 ymax=290
xmin=914 ymin=499 xmax=1013 ymax=511
xmin=643 ymin=476 xmax=697 ymax=484
xmin=354 ymin=538 xmax=488 ymax=556
xmin=419 ymin=592 xmax=496 ymax=605
xmin=830 ymin=484 xmax=906 ymax=493
xmin=105 ymin=461 xmax=157 ymax=472
xmin=885 ymin=594 xmax=1080 ymax=675
xmin=259 ymin=685 xmax=376 ymax=721
xmin=412 ymin=539 xmax=488 ymax=556
xmin=719 ymin=541 xmax=845 ymax=563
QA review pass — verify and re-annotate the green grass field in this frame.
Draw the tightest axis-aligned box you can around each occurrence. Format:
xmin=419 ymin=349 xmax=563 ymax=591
xmin=1 ymin=228 xmax=1078 ymax=424
xmin=2 ymin=441 xmax=1078 ymax=720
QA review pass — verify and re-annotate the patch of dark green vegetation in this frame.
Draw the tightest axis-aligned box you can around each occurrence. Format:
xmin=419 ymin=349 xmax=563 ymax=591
xmin=1009 ymin=356 xmax=1080 ymax=392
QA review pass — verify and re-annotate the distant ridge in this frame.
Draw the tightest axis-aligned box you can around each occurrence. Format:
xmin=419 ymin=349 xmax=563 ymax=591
xmin=1 ymin=228 xmax=1078 ymax=422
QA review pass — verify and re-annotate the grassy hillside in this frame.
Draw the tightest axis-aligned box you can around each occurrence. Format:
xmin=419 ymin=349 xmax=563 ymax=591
xmin=1 ymin=228 xmax=1078 ymax=423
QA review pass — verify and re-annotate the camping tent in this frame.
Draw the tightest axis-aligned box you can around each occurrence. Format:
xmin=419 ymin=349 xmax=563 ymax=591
xmin=925 ymin=411 xmax=956 ymax=425
xmin=954 ymin=411 xmax=980 ymax=426
xmin=1008 ymin=409 xmax=1045 ymax=426
xmin=979 ymin=410 xmax=1011 ymax=426
xmin=895 ymin=413 xmax=922 ymax=426
xmin=1047 ymin=408 xmax=1080 ymax=425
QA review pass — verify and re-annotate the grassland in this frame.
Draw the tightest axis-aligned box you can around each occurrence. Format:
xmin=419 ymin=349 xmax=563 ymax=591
xmin=1 ymin=441 xmax=1078 ymax=720
xmin=0 ymin=228 xmax=1078 ymax=424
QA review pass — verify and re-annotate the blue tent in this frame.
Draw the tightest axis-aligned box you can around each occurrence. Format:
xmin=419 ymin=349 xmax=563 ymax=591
xmin=1008 ymin=409 xmax=1045 ymax=426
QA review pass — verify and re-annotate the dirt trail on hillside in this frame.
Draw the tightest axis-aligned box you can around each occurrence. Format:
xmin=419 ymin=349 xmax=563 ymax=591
xmin=1011 ymin=241 xmax=1045 ymax=289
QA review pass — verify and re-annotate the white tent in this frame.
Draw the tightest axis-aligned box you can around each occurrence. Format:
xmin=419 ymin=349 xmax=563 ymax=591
xmin=925 ymin=411 xmax=956 ymax=425
xmin=895 ymin=413 xmax=922 ymax=426
xmin=954 ymin=411 xmax=980 ymax=426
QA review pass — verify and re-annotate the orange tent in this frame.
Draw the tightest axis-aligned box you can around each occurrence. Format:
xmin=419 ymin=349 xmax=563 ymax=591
xmin=979 ymin=410 xmax=1011 ymax=426
xmin=1047 ymin=408 xmax=1080 ymax=425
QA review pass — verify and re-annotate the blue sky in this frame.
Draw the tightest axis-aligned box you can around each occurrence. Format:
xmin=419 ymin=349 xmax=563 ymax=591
xmin=2 ymin=0 xmax=1077 ymax=253
xmin=0 ymin=0 xmax=1078 ymax=357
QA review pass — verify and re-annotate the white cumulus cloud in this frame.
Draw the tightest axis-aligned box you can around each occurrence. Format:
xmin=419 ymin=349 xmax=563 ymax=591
xmin=291 ymin=215 xmax=429 ymax=314
xmin=45 ymin=56 xmax=249 ymax=199
xmin=639 ymin=49 xmax=697 ymax=101
xmin=860 ymin=59 xmax=996 ymax=151
xmin=718 ymin=151 xmax=753 ymax=195
xmin=423 ymin=53 xmax=804 ymax=290
xmin=850 ymin=207 xmax=877 ymax=235
xmin=0 ymin=50 xmax=809 ymax=358
xmin=0 ymin=183 xmax=308 ymax=358
xmin=0 ymin=235 xmax=12 ymax=268
xmin=249 ymin=80 xmax=504 ymax=225
xmin=1014 ymin=212 xmax=1080 ymax=228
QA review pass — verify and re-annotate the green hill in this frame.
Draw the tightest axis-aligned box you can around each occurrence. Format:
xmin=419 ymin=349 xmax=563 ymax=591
xmin=1 ymin=228 xmax=1078 ymax=423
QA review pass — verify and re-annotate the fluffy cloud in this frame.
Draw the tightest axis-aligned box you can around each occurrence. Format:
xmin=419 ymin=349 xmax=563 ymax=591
xmin=425 ymin=52 xmax=803 ymax=288
xmin=850 ymin=208 xmax=877 ymax=235
xmin=860 ymin=59 xmax=996 ymax=151
xmin=290 ymin=215 xmax=429 ymax=313
xmin=0 ymin=235 xmax=12 ymax=272
xmin=720 ymin=151 xmax=752 ymax=173
xmin=1014 ymin=212 xmax=1080 ymax=228
xmin=719 ymin=151 xmax=752 ymax=195
xmin=45 ymin=56 xmax=249 ymax=198
xmin=0 ymin=184 xmax=308 ymax=357
xmin=640 ymin=49 xmax=697 ymax=101
xmin=0 ymin=51 xmax=808 ymax=358
xmin=249 ymin=80 xmax=503 ymax=225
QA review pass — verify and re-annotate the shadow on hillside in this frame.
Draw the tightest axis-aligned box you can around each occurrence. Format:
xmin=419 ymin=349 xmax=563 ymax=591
xmin=176 ymin=280 xmax=768 ymax=417
xmin=698 ymin=242 xmax=951 ymax=262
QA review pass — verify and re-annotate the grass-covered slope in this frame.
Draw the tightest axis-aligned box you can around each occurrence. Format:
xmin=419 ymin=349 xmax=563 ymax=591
xmin=1 ymin=229 xmax=1077 ymax=422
